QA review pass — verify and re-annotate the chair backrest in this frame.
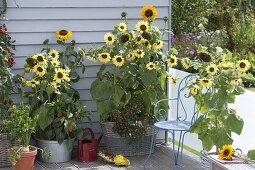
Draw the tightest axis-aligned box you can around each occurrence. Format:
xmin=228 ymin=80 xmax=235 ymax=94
xmin=154 ymin=73 xmax=199 ymax=124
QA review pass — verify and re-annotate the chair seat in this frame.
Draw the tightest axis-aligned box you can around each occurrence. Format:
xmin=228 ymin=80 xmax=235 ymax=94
xmin=154 ymin=120 xmax=191 ymax=131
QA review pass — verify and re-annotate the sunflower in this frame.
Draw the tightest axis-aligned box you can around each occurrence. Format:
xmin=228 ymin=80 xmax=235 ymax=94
xmin=136 ymin=20 xmax=149 ymax=32
xmin=50 ymin=82 xmax=57 ymax=89
xmin=25 ymin=57 xmax=37 ymax=71
xmin=48 ymin=50 xmax=59 ymax=59
xmin=98 ymin=53 xmax=111 ymax=63
xmin=181 ymin=58 xmax=190 ymax=69
xmin=199 ymin=52 xmax=212 ymax=62
xmin=104 ymin=33 xmax=115 ymax=45
xmin=230 ymin=78 xmax=242 ymax=86
xmin=129 ymin=30 xmax=136 ymax=40
xmin=220 ymin=61 xmax=234 ymax=68
xmin=141 ymin=6 xmax=158 ymax=21
xmin=26 ymin=79 xmax=39 ymax=88
xmin=141 ymin=32 xmax=151 ymax=40
xmin=113 ymin=155 xmax=130 ymax=166
xmin=206 ymin=64 xmax=218 ymax=75
xmin=55 ymin=29 xmax=72 ymax=41
xmin=168 ymin=76 xmax=177 ymax=86
xmin=190 ymin=84 xmax=199 ymax=95
xmin=218 ymin=145 xmax=234 ymax=160
xmin=134 ymin=36 xmax=144 ymax=44
xmin=54 ymin=68 xmax=67 ymax=83
xmin=112 ymin=55 xmax=125 ymax=67
xmin=125 ymin=53 xmax=136 ymax=62
xmin=146 ymin=62 xmax=156 ymax=70
xmin=153 ymin=40 xmax=164 ymax=49
xmin=87 ymin=56 xmax=97 ymax=62
xmin=236 ymin=59 xmax=251 ymax=73
xmin=33 ymin=64 xmax=46 ymax=77
xmin=77 ymin=47 xmax=86 ymax=56
xmin=51 ymin=59 xmax=60 ymax=67
xmin=32 ymin=53 xmax=46 ymax=65
xmin=199 ymin=78 xmax=212 ymax=87
xmin=118 ymin=23 xmax=127 ymax=32
xmin=135 ymin=49 xmax=145 ymax=58
xmin=144 ymin=40 xmax=151 ymax=48
xmin=167 ymin=55 xmax=178 ymax=67
xmin=119 ymin=34 xmax=130 ymax=44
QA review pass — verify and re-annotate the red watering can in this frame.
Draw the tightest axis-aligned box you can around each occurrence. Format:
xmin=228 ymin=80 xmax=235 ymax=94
xmin=78 ymin=128 xmax=102 ymax=162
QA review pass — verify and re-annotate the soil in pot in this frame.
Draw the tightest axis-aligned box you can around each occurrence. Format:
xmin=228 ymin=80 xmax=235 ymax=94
xmin=13 ymin=147 xmax=37 ymax=170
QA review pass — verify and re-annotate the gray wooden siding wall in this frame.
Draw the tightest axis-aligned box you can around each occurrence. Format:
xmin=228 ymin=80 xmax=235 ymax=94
xmin=3 ymin=0 xmax=170 ymax=138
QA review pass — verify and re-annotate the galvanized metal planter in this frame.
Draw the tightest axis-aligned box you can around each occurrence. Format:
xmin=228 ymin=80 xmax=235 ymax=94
xmin=100 ymin=122 xmax=157 ymax=156
xmin=37 ymin=139 xmax=74 ymax=163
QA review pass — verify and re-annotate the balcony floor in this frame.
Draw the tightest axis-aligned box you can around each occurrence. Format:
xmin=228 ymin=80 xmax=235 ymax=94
xmin=0 ymin=143 xmax=202 ymax=170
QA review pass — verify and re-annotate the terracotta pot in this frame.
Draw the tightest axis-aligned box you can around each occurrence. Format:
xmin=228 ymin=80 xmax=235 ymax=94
xmin=13 ymin=146 xmax=37 ymax=170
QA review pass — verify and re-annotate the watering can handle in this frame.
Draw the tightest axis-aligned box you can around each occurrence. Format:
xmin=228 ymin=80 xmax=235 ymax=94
xmin=82 ymin=128 xmax=95 ymax=140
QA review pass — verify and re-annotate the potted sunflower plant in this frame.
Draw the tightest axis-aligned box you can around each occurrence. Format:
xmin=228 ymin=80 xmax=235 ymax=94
xmin=18 ymin=29 xmax=88 ymax=163
xmin=89 ymin=6 xmax=172 ymax=156
xmin=3 ymin=103 xmax=50 ymax=170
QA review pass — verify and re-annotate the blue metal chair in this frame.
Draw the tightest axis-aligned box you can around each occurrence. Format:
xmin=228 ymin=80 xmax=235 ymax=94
xmin=144 ymin=73 xmax=199 ymax=169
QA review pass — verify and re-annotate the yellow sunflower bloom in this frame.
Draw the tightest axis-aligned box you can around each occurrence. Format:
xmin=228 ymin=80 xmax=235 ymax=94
xmin=125 ymin=53 xmax=136 ymax=62
xmin=118 ymin=23 xmax=127 ymax=32
xmin=98 ymin=53 xmax=111 ymax=63
xmin=199 ymin=78 xmax=213 ymax=87
xmin=167 ymin=55 xmax=178 ymax=67
xmin=26 ymin=79 xmax=39 ymax=88
xmin=112 ymin=55 xmax=125 ymax=67
xmin=77 ymin=47 xmax=86 ymax=57
xmin=206 ymin=64 xmax=218 ymax=75
xmin=144 ymin=40 xmax=151 ymax=48
xmin=48 ymin=50 xmax=59 ymax=59
xmin=181 ymin=58 xmax=190 ymax=70
xmin=129 ymin=30 xmax=136 ymax=40
xmin=135 ymin=20 xmax=149 ymax=32
xmin=146 ymin=62 xmax=156 ymax=70
xmin=113 ymin=155 xmax=130 ymax=166
xmin=141 ymin=5 xmax=158 ymax=21
xmin=55 ymin=29 xmax=72 ymax=41
xmin=51 ymin=59 xmax=60 ymax=67
xmin=134 ymin=36 xmax=144 ymax=45
xmin=134 ymin=49 xmax=145 ymax=58
xmin=32 ymin=53 xmax=46 ymax=65
xmin=87 ymin=56 xmax=97 ymax=62
xmin=104 ymin=33 xmax=115 ymax=45
xmin=168 ymin=76 xmax=177 ymax=86
xmin=230 ymin=78 xmax=242 ymax=86
xmin=33 ymin=64 xmax=46 ymax=77
xmin=236 ymin=59 xmax=251 ymax=73
xmin=50 ymin=82 xmax=57 ymax=89
xmin=64 ymin=68 xmax=71 ymax=74
xmin=218 ymin=145 xmax=234 ymax=160
xmin=220 ymin=61 xmax=234 ymax=68
xmin=153 ymin=40 xmax=164 ymax=49
xmin=190 ymin=84 xmax=199 ymax=95
xmin=54 ymin=68 xmax=67 ymax=83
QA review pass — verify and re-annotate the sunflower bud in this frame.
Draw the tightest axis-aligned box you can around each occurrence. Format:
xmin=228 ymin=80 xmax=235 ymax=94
xmin=121 ymin=12 xmax=127 ymax=18
xmin=163 ymin=16 xmax=169 ymax=22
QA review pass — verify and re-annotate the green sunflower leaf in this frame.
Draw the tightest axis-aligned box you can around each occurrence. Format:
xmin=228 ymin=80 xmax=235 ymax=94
xmin=224 ymin=113 xmax=244 ymax=135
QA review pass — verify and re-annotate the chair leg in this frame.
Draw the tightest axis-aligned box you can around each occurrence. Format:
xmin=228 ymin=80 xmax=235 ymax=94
xmin=171 ymin=130 xmax=186 ymax=166
xmin=143 ymin=129 xmax=158 ymax=170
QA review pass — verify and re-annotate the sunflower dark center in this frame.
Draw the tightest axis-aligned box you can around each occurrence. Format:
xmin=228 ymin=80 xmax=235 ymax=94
xmin=120 ymin=34 xmax=129 ymax=43
xmin=145 ymin=41 xmax=149 ymax=46
xmin=157 ymin=41 xmax=161 ymax=45
xmin=150 ymin=64 xmax=154 ymax=68
xmin=140 ymin=25 xmax=147 ymax=31
xmin=116 ymin=57 xmax=122 ymax=62
xmin=170 ymin=58 xmax=175 ymax=63
xmin=203 ymin=80 xmax=209 ymax=83
xmin=37 ymin=67 xmax=43 ymax=72
xmin=31 ymin=81 xmax=36 ymax=84
xmin=108 ymin=36 xmax=113 ymax=41
xmin=37 ymin=56 xmax=44 ymax=62
xmin=59 ymin=30 xmax=68 ymax=36
xmin=137 ymin=37 xmax=141 ymax=41
xmin=145 ymin=9 xmax=153 ymax=17
xmin=209 ymin=67 xmax=215 ymax=72
xmin=57 ymin=72 xmax=63 ymax=78
xmin=26 ymin=58 xmax=36 ymax=67
xmin=223 ymin=149 xmax=230 ymax=156
xmin=240 ymin=62 xmax=246 ymax=68
xmin=120 ymin=26 xmax=124 ymax=29
xmin=51 ymin=53 xmax=55 ymax=57
xmin=142 ymin=32 xmax=151 ymax=40
xmin=199 ymin=52 xmax=211 ymax=62
xmin=137 ymin=51 xmax=142 ymax=54
xmin=102 ymin=54 xmax=107 ymax=59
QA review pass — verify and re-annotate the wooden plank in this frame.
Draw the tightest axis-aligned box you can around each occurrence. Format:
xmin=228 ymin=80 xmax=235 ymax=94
xmin=6 ymin=0 xmax=169 ymax=8
xmin=3 ymin=19 xmax=167 ymax=33
xmin=34 ymin=162 xmax=46 ymax=170
xmin=58 ymin=162 xmax=80 ymax=170
xmin=4 ymin=7 xmax=168 ymax=20
xmin=0 ymin=167 xmax=11 ymax=170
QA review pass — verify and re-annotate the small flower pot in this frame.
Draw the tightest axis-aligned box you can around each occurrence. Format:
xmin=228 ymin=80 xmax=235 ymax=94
xmin=13 ymin=146 xmax=37 ymax=170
